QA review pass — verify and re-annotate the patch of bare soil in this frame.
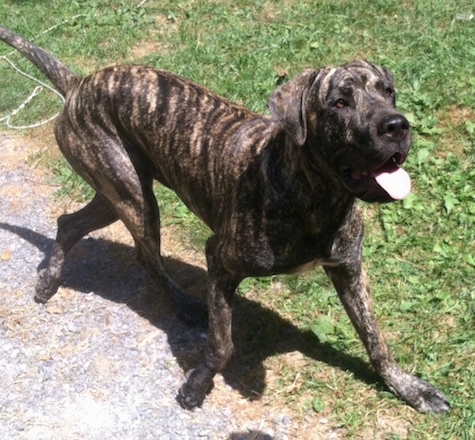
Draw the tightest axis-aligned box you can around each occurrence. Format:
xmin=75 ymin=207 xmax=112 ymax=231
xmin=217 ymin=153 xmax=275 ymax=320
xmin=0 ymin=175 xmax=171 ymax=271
xmin=128 ymin=14 xmax=179 ymax=62
xmin=436 ymin=106 xmax=475 ymax=157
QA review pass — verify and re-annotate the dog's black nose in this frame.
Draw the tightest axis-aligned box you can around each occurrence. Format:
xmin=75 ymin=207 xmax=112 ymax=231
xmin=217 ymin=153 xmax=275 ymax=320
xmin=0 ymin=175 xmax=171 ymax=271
xmin=378 ymin=115 xmax=410 ymax=141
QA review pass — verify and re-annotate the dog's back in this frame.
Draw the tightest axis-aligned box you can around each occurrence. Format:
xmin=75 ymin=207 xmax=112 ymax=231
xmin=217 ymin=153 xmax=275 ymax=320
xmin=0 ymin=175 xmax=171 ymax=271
xmin=57 ymin=64 xmax=275 ymax=229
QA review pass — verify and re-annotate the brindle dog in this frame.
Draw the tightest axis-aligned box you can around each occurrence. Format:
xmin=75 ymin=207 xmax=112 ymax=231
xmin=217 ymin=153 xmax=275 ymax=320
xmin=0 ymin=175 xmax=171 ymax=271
xmin=0 ymin=26 xmax=449 ymax=414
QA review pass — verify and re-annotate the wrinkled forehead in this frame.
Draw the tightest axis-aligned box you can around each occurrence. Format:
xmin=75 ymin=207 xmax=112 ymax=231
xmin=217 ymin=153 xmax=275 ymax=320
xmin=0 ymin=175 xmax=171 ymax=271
xmin=318 ymin=61 xmax=392 ymax=100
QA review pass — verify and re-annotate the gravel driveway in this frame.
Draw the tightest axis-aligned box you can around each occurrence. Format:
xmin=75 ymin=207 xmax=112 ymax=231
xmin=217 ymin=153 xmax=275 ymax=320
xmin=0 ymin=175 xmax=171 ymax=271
xmin=0 ymin=134 xmax=295 ymax=440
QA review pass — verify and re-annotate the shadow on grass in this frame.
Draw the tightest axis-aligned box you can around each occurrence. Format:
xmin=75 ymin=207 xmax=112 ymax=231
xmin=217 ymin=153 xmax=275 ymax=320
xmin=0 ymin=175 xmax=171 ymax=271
xmin=1 ymin=222 xmax=382 ymax=403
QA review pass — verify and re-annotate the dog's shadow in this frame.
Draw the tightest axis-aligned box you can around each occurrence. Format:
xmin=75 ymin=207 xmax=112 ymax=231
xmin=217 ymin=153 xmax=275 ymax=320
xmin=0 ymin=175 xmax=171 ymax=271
xmin=1 ymin=222 xmax=382 ymax=401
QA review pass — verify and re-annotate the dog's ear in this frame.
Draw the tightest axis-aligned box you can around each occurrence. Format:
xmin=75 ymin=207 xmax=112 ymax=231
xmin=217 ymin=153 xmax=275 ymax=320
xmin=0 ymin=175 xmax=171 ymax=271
xmin=268 ymin=69 xmax=320 ymax=146
xmin=382 ymin=67 xmax=394 ymax=84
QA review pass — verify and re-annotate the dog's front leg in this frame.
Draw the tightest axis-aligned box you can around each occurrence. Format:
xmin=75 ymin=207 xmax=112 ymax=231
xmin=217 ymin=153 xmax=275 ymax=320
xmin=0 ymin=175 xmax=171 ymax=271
xmin=178 ymin=237 xmax=240 ymax=409
xmin=324 ymin=263 xmax=449 ymax=413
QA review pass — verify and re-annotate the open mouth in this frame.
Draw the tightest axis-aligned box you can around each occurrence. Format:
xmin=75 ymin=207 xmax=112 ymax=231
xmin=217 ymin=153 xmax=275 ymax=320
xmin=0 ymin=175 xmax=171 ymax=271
xmin=342 ymin=153 xmax=412 ymax=202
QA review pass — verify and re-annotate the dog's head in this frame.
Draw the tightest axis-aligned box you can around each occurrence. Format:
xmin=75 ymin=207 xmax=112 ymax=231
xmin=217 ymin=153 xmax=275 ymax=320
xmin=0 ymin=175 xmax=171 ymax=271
xmin=268 ymin=60 xmax=411 ymax=203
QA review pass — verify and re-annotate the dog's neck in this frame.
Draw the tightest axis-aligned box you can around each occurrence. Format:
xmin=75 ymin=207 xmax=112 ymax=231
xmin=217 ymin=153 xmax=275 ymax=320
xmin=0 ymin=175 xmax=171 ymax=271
xmin=263 ymin=128 xmax=355 ymax=210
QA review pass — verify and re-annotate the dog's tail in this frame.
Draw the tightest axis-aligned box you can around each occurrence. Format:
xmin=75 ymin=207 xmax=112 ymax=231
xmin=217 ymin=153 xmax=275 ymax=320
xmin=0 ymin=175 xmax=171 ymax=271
xmin=0 ymin=26 xmax=80 ymax=97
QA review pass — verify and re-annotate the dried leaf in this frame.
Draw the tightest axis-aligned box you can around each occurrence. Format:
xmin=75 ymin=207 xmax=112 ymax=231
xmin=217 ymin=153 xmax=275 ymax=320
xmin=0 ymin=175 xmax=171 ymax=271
xmin=1 ymin=250 xmax=12 ymax=261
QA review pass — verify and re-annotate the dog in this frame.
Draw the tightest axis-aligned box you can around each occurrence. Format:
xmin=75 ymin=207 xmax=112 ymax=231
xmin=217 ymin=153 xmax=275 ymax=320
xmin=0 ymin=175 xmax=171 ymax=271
xmin=0 ymin=26 xmax=449 ymax=414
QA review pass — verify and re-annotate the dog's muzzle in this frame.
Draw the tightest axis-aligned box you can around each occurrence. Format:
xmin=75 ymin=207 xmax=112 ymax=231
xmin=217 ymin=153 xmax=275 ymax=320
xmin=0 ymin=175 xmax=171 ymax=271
xmin=342 ymin=113 xmax=412 ymax=203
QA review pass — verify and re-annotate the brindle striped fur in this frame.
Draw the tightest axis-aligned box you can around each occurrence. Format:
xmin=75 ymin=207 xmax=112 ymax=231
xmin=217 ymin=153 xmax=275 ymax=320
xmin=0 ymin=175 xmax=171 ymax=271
xmin=0 ymin=26 xmax=449 ymax=414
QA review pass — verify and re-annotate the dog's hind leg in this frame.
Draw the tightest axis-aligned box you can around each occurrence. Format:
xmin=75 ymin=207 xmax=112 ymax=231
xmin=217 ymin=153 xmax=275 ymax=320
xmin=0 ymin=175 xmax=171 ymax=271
xmin=121 ymin=176 xmax=208 ymax=328
xmin=60 ymin=139 xmax=208 ymax=326
xmin=35 ymin=193 xmax=119 ymax=302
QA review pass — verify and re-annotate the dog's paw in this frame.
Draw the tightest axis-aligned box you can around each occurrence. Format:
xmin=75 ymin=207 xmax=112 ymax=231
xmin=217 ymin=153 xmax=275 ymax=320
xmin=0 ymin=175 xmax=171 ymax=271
xmin=408 ymin=377 xmax=450 ymax=414
xmin=177 ymin=383 xmax=203 ymax=410
xmin=391 ymin=373 xmax=450 ymax=414
xmin=176 ymin=369 xmax=214 ymax=410
xmin=34 ymin=269 xmax=60 ymax=303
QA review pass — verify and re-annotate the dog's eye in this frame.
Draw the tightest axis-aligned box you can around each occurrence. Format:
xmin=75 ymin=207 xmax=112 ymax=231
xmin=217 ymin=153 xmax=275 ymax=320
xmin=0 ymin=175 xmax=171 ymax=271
xmin=385 ymin=87 xmax=394 ymax=97
xmin=335 ymin=99 xmax=347 ymax=109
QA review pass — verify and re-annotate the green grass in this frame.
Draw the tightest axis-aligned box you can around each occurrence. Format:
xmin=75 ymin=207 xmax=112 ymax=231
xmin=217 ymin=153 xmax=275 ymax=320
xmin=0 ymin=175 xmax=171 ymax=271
xmin=1 ymin=0 xmax=474 ymax=438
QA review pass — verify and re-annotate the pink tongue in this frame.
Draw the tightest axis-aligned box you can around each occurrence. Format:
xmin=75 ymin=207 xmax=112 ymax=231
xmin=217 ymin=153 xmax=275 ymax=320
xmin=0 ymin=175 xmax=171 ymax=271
xmin=373 ymin=167 xmax=411 ymax=200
